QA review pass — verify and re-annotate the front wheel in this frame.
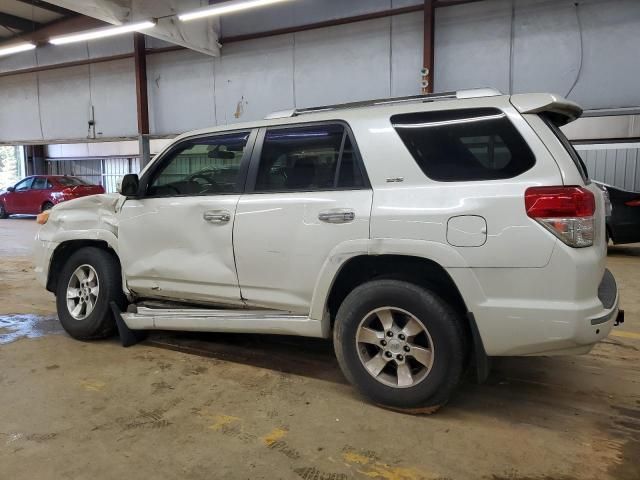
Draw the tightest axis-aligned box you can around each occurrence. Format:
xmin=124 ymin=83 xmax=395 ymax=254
xmin=42 ymin=201 xmax=54 ymax=212
xmin=333 ymin=279 xmax=466 ymax=412
xmin=56 ymin=247 xmax=125 ymax=340
xmin=0 ymin=202 xmax=9 ymax=219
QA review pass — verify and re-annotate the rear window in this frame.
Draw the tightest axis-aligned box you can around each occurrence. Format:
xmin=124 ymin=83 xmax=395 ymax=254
xmin=56 ymin=177 xmax=90 ymax=186
xmin=541 ymin=114 xmax=589 ymax=183
xmin=391 ymin=108 xmax=536 ymax=182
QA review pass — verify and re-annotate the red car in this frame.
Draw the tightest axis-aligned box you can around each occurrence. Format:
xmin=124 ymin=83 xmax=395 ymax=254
xmin=0 ymin=175 xmax=105 ymax=218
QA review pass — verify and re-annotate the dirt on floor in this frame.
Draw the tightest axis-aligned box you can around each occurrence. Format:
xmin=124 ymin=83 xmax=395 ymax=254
xmin=0 ymin=217 xmax=639 ymax=480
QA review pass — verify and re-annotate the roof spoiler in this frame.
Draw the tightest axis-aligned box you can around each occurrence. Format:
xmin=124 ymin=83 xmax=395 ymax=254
xmin=510 ymin=93 xmax=583 ymax=126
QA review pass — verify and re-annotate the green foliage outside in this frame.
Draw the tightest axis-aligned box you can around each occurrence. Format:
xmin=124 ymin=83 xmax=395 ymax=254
xmin=0 ymin=146 xmax=20 ymax=189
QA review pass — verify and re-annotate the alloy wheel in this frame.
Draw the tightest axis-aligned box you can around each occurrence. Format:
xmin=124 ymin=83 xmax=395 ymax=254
xmin=66 ymin=264 xmax=100 ymax=320
xmin=355 ymin=307 xmax=435 ymax=388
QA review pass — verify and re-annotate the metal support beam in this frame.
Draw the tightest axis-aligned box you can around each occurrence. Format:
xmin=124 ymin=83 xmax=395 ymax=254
xmin=0 ymin=12 xmax=42 ymax=32
xmin=0 ymin=15 xmax=105 ymax=46
xmin=133 ymin=32 xmax=150 ymax=167
xmin=14 ymin=0 xmax=76 ymax=16
xmin=423 ymin=0 xmax=435 ymax=94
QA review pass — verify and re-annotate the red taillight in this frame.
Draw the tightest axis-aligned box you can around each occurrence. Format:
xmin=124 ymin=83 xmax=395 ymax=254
xmin=525 ymin=186 xmax=595 ymax=218
xmin=525 ymin=186 xmax=596 ymax=248
xmin=625 ymin=199 xmax=640 ymax=207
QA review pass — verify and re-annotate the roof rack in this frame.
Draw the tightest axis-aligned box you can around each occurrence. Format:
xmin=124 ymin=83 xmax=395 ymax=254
xmin=264 ymin=88 xmax=502 ymax=120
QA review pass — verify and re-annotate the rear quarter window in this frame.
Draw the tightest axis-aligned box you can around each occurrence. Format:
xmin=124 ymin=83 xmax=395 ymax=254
xmin=391 ymin=108 xmax=536 ymax=182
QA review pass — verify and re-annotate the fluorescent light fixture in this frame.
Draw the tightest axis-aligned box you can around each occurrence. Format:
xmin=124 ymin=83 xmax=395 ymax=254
xmin=178 ymin=0 xmax=291 ymax=22
xmin=0 ymin=42 xmax=36 ymax=57
xmin=49 ymin=20 xmax=156 ymax=45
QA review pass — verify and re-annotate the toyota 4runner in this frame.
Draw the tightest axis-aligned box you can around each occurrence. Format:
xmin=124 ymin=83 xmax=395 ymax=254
xmin=33 ymin=88 xmax=622 ymax=412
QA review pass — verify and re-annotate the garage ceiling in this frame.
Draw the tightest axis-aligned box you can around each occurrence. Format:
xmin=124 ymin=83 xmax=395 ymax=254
xmin=0 ymin=0 xmax=75 ymax=39
xmin=38 ymin=0 xmax=220 ymax=55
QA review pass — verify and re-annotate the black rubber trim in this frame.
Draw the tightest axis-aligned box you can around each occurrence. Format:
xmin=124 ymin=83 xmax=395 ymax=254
xmin=598 ymin=268 xmax=617 ymax=310
xmin=110 ymin=301 xmax=147 ymax=347
xmin=467 ymin=312 xmax=490 ymax=384
xmin=590 ymin=309 xmax=616 ymax=326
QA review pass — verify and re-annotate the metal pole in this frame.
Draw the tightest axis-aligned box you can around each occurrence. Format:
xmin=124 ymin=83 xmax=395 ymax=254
xmin=423 ymin=0 xmax=436 ymax=94
xmin=134 ymin=32 xmax=150 ymax=168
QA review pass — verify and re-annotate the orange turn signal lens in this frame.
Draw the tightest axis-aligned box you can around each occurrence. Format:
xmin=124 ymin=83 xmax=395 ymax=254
xmin=36 ymin=211 xmax=50 ymax=225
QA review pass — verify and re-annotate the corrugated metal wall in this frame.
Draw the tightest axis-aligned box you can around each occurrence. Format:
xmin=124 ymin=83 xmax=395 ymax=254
xmin=576 ymin=143 xmax=640 ymax=191
xmin=47 ymin=156 xmax=140 ymax=193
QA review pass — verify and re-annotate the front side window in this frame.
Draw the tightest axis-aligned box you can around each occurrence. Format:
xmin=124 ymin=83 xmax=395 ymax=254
xmin=14 ymin=178 xmax=32 ymax=191
xmin=148 ymin=132 xmax=250 ymax=197
xmin=254 ymin=124 xmax=365 ymax=192
xmin=392 ymin=108 xmax=536 ymax=182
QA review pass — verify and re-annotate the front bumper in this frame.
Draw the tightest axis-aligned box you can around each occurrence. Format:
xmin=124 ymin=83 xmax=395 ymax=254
xmin=33 ymin=234 xmax=59 ymax=290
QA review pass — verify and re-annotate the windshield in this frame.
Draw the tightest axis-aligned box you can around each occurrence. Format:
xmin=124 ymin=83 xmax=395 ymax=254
xmin=56 ymin=177 xmax=91 ymax=187
xmin=541 ymin=114 xmax=589 ymax=183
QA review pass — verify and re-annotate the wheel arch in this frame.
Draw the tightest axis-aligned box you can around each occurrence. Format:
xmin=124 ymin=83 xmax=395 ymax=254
xmin=318 ymin=253 xmax=489 ymax=381
xmin=325 ymin=254 xmax=469 ymax=327
xmin=46 ymin=239 xmax=121 ymax=294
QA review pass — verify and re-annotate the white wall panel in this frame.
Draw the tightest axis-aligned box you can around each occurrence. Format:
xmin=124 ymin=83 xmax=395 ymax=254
xmin=215 ymin=35 xmax=294 ymax=125
xmin=221 ymin=0 xmax=393 ymax=38
xmin=147 ymin=50 xmax=216 ymax=135
xmin=511 ymin=0 xmax=581 ymax=96
xmin=88 ymin=34 xmax=134 ymax=58
xmin=38 ymin=65 xmax=91 ymax=140
xmin=565 ymin=0 xmax=640 ymax=109
xmin=0 ymin=73 xmax=42 ymax=142
xmin=293 ymin=19 xmax=391 ymax=109
xmin=390 ymin=12 xmax=422 ymax=97
xmin=435 ymin=0 xmax=512 ymax=93
xmin=2 ymin=0 xmax=640 ymax=145
xmin=0 ymin=36 xmax=133 ymax=74
xmin=0 ymin=49 xmax=38 ymax=74
xmin=89 ymin=58 xmax=137 ymax=138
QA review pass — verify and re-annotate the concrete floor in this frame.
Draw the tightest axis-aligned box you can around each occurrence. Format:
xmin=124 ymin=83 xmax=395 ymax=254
xmin=1 ymin=218 xmax=639 ymax=480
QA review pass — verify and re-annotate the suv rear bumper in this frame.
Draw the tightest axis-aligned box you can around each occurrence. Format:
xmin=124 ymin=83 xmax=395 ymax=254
xmin=467 ymin=268 xmax=619 ymax=356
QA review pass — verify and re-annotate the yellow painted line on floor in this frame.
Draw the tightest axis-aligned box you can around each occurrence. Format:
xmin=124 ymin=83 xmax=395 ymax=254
xmin=611 ymin=330 xmax=640 ymax=340
xmin=262 ymin=427 xmax=287 ymax=446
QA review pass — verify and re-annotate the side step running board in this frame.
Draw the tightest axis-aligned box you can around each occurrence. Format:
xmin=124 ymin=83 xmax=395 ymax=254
xmin=121 ymin=306 xmax=324 ymax=338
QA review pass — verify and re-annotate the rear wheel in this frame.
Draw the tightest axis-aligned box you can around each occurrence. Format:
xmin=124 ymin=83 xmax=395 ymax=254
xmin=42 ymin=201 xmax=54 ymax=212
xmin=334 ymin=279 xmax=466 ymax=412
xmin=0 ymin=203 xmax=9 ymax=219
xmin=55 ymin=247 xmax=125 ymax=340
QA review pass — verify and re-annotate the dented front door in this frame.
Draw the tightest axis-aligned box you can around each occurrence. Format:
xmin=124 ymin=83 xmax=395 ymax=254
xmin=117 ymin=130 xmax=255 ymax=307
xmin=118 ymin=195 xmax=243 ymax=306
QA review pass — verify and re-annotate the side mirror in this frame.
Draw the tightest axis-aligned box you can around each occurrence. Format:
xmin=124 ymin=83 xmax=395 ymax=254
xmin=6 ymin=186 xmax=15 ymax=192
xmin=119 ymin=174 xmax=139 ymax=197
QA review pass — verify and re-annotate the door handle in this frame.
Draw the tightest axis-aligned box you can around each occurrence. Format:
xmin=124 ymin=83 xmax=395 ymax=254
xmin=318 ymin=209 xmax=355 ymax=224
xmin=203 ymin=210 xmax=231 ymax=224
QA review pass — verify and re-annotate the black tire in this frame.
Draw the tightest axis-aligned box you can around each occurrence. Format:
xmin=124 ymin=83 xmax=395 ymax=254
xmin=55 ymin=247 xmax=125 ymax=340
xmin=0 ymin=202 xmax=9 ymax=219
xmin=333 ymin=279 xmax=466 ymax=412
xmin=42 ymin=201 xmax=54 ymax=212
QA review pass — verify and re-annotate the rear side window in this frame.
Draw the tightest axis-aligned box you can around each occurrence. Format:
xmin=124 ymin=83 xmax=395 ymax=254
xmin=391 ymin=108 xmax=536 ymax=182
xmin=32 ymin=177 xmax=47 ymax=189
xmin=57 ymin=177 xmax=90 ymax=186
xmin=254 ymin=124 xmax=365 ymax=192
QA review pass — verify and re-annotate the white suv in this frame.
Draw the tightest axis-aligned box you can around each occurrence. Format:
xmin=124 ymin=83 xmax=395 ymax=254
xmin=34 ymin=89 xmax=622 ymax=412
